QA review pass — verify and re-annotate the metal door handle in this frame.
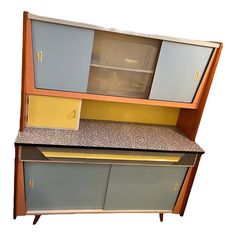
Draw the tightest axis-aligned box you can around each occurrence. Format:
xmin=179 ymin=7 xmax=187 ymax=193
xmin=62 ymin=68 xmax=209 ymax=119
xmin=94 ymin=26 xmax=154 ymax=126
xmin=68 ymin=110 xmax=76 ymax=119
xmin=36 ymin=51 xmax=43 ymax=62
xmin=173 ymin=182 xmax=180 ymax=192
xmin=29 ymin=179 xmax=34 ymax=189
xmin=194 ymin=71 xmax=200 ymax=81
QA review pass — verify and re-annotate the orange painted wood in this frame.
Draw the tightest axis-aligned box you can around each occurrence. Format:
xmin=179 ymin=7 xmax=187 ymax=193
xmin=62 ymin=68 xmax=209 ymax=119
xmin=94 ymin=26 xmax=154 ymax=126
xmin=19 ymin=12 xmax=28 ymax=130
xmin=13 ymin=147 xmax=26 ymax=218
xmin=177 ymin=44 xmax=223 ymax=140
xmin=20 ymin=12 xmax=34 ymax=130
xmin=28 ymin=88 xmax=198 ymax=109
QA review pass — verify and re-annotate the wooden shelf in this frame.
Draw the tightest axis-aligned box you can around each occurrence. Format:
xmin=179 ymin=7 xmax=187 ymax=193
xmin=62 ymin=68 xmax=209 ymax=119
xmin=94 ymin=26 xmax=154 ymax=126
xmin=90 ymin=63 xmax=155 ymax=74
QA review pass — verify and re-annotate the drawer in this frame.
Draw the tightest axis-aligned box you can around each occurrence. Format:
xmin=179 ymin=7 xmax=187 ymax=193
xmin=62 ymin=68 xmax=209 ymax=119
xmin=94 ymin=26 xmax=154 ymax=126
xmin=20 ymin=145 xmax=197 ymax=166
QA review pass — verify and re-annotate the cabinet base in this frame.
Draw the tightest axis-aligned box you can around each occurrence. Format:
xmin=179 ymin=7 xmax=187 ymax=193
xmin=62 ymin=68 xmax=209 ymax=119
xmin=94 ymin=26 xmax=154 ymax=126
xmin=13 ymin=210 xmax=185 ymax=224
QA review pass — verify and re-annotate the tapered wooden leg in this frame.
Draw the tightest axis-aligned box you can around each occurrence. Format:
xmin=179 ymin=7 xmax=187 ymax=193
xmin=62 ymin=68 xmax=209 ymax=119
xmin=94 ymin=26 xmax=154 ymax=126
xmin=159 ymin=213 xmax=164 ymax=222
xmin=33 ymin=215 xmax=41 ymax=225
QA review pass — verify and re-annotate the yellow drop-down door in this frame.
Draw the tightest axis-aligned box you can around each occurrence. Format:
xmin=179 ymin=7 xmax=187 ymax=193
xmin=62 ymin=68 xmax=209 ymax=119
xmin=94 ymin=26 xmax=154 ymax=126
xmin=27 ymin=95 xmax=81 ymax=129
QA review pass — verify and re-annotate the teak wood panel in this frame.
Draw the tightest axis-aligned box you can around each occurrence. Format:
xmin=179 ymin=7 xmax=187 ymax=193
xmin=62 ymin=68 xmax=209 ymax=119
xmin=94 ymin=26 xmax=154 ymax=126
xmin=20 ymin=12 xmax=33 ymax=131
xmin=21 ymin=12 xmax=218 ymax=113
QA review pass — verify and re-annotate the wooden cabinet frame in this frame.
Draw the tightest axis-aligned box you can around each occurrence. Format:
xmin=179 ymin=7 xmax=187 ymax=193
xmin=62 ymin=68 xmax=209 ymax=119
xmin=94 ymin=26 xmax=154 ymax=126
xmin=14 ymin=11 xmax=222 ymax=223
xmin=19 ymin=12 xmax=222 ymax=133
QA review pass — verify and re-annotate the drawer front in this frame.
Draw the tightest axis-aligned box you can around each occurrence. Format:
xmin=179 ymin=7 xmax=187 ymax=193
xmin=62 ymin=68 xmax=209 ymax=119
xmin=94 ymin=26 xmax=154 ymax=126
xmin=104 ymin=165 xmax=188 ymax=211
xmin=20 ymin=146 xmax=197 ymax=167
xmin=24 ymin=162 xmax=110 ymax=211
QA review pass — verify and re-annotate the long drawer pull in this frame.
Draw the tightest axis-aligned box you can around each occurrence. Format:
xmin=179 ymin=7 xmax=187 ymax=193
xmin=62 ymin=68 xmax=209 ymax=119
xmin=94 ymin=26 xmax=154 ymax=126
xmin=41 ymin=151 xmax=181 ymax=162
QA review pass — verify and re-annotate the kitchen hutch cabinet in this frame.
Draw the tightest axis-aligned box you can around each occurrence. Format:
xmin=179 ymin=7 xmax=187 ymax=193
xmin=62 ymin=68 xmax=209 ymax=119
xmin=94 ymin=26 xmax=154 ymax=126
xmin=14 ymin=12 xmax=222 ymax=225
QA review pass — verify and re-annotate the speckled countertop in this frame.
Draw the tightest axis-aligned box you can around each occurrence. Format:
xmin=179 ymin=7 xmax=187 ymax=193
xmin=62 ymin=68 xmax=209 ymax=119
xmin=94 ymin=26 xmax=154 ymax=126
xmin=15 ymin=119 xmax=204 ymax=153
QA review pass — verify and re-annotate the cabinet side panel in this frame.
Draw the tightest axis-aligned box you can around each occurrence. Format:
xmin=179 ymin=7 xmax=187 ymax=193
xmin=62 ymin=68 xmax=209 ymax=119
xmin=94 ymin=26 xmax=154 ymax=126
xmin=177 ymin=44 xmax=223 ymax=140
xmin=20 ymin=12 xmax=33 ymax=131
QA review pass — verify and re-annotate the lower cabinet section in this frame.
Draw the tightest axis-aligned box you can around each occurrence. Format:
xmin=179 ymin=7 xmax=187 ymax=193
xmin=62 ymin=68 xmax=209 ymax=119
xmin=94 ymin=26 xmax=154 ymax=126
xmin=24 ymin=162 xmax=110 ymax=211
xmin=24 ymin=162 xmax=188 ymax=212
xmin=104 ymin=165 xmax=187 ymax=211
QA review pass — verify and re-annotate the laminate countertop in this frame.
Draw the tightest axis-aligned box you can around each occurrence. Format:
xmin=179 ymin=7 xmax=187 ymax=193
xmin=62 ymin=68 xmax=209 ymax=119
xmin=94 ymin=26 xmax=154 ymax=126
xmin=15 ymin=119 xmax=204 ymax=153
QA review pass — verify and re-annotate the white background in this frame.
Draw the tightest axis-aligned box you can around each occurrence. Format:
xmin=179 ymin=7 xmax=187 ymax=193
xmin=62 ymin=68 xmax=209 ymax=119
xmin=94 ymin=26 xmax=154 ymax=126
xmin=0 ymin=0 xmax=235 ymax=235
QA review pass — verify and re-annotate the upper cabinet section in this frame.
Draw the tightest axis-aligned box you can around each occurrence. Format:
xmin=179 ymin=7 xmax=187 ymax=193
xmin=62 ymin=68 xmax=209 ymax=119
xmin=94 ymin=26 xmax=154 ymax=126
xmin=32 ymin=20 xmax=94 ymax=92
xmin=149 ymin=41 xmax=213 ymax=103
xmin=87 ymin=31 xmax=161 ymax=99
xmin=28 ymin=13 xmax=220 ymax=108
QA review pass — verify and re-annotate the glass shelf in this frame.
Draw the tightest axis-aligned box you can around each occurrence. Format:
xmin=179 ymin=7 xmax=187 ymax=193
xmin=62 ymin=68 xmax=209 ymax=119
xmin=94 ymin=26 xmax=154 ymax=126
xmin=87 ymin=31 xmax=161 ymax=99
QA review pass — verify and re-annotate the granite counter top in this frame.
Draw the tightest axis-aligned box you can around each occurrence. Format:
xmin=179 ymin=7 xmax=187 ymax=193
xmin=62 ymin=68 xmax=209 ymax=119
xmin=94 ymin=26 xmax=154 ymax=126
xmin=15 ymin=119 xmax=204 ymax=153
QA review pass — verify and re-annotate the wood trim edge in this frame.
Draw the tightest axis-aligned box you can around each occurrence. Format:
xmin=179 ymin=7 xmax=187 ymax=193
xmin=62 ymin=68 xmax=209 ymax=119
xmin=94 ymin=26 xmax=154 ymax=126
xmin=19 ymin=12 xmax=28 ymax=131
xmin=27 ymin=209 xmax=172 ymax=215
xmin=14 ymin=146 xmax=27 ymax=217
xmin=173 ymin=155 xmax=201 ymax=215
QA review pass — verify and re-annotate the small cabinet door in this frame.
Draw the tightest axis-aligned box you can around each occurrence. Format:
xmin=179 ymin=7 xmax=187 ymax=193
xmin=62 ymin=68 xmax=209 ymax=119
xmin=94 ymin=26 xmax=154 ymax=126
xmin=27 ymin=95 xmax=81 ymax=129
xmin=104 ymin=165 xmax=187 ymax=211
xmin=24 ymin=162 xmax=110 ymax=211
xmin=32 ymin=20 xmax=94 ymax=92
xmin=149 ymin=41 xmax=213 ymax=103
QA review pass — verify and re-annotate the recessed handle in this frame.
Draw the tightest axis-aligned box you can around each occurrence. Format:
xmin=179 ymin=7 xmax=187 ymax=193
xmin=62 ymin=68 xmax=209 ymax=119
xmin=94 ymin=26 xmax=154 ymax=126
xmin=173 ymin=182 xmax=180 ymax=192
xmin=28 ymin=179 xmax=34 ymax=189
xmin=68 ymin=110 xmax=76 ymax=119
xmin=194 ymin=71 xmax=201 ymax=81
xmin=36 ymin=50 xmax=43 ymax=62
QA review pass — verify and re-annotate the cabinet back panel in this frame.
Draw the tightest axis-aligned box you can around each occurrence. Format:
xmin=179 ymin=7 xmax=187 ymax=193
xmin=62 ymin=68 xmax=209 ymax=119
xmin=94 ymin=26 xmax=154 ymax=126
xmin=81 ymin=100 xmax=179 ymax=125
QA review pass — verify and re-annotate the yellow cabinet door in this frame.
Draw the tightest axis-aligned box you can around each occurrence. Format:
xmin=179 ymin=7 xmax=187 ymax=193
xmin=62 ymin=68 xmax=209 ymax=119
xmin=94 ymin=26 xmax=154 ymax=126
xmin=27 ymin=95 xmax=81 ymax=129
